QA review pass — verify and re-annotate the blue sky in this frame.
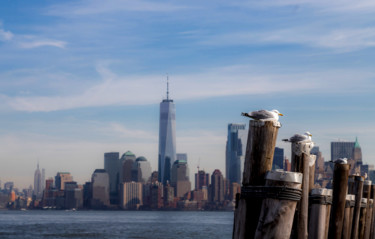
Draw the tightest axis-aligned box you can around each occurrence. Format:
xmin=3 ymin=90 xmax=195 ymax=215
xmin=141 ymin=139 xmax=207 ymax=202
xmin=1 ymin=0 xmax=375 ymax=188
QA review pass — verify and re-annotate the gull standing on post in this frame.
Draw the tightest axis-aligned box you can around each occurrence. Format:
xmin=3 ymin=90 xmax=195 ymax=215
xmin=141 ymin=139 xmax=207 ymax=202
xmin=282 ymin=132 xmax=313 ymax=143
xmin=241 ymin=109 xmax=283 ymax=121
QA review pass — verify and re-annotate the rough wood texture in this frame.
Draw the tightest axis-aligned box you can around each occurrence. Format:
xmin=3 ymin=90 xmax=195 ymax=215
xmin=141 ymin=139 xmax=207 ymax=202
xmin=370 ymin=185 xmax=375 ymax=239
xmin=359 ymin=205 xmax=367 ymax=239
xmin=254 ymin=177 xmax=301 ymax=239
xmin=342 ymin=206 xmax=351 ymax=239
xmin=308 ymin=156 xmax=316 ymax=192
xmin=291 ymin=149 xmax=310 ymax=239
xmin=233 ymin=120 xmax=280 ymax=239
xmin=328 ymin=163 xmax=350 ymax=239
xmin=364 ymin=200 xmax=373 ymax=239
xmin=308 ymin=189 xmax=330 ymax=239
xmin=351 ymin=176 xmax=364 ymax=239
xmin=363 ymin=182 xmax=372 ymax=239
xmin=325 ymin=204 xmax=331 ymax=239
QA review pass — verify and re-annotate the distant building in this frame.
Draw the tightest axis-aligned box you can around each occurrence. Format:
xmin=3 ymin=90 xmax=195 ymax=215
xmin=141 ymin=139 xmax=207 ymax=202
xmin=171 ymin=159 xmax=191 ymax=198
xmin=163 ymin=183 xmax=175 ymax=208
xmin=195 ymin=170 xmax=209 ymax=190
xmin=272 ymin=147 xmax=284 ymax=170
xmin=132 ymin=156 xmax=152 ymax=183
xmin=177 ymin=153 xmax=187 ymax=162
xmin=158 ymin=80 xmax=176 ymax=185
xmin=64 ymin=181 xmax=83 ymax=209
xmin=150 ymin=171 xmax=159 ymax=183
xmin=210 ymin=169 xmax=224 ymax=203
xmin=34 ymin=163 xmax=43 ymax=198
xmin=226 ymin=123 xmax=246 ymax=184
xmin=120 ymin=182 xmax=143 ymax=209
xmin=121 ymin=151 xmax=136 ymax=183
xmin=104 ymin=152 xmax=120 ymax=204
xmin=55 ymin=172 xmax=73 ymax=191
xmin=150 ymin=182 xmax=163 ymax=209
xmin=331 ymin=141 xmax=355 ymax=161
xmin=91 ymin=169 xmax=110 ymax=208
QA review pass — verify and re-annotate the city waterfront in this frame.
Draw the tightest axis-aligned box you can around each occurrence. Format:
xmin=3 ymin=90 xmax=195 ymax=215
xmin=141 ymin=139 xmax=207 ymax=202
xmin=0 ymin=210 xmax=233 ymax=239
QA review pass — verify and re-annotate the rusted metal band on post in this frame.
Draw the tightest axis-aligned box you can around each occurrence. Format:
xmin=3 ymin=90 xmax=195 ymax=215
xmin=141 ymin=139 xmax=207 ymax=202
xmin=361 ymin=198 xmax=368 ymax=208
xmin=241 ymin=186 xmax=302 ymax=201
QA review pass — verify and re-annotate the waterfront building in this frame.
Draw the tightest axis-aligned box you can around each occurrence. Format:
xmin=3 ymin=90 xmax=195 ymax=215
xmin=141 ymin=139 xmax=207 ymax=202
xmin=34 ymin=163 xmax=43 ymax=198
xmin=158 ymin=79 xmax=176 ymax=185
xmin=91 ymin=169 xmax=110 ymax=208
xmin=171 ymin=159 xmax=191 ymax=198
xmin=104 ymin=152 xmax=120 ymax=204
xmin=272 ymin=147 xmax=284 ymax=170
xmin=163 ymin=183 xmax=175 ymax=208
xmin=210 ymin=169 xmax=224 ymax=203
xmin=331 ymin=141 xmax=355 ymax=161
xmin=195 ymin=170 xmax=209 ymax=190
xmin=55 ymin=172 xmax=73 ymax=191
xmin=121 ymin=151 xmax=136 ymax=183
xmin=150 ymin=182 xmax=163 ymax=209
xmin=226 ymin=123 xmax=246 ymax=184
xmin=120 ymin=182 xmax=143 ymax=209
xmin=64 ymin=181 xmax=83 ymax=209
xmin=132 ymin=156 xmax=152 ymax=183
xmin=177 ymin=153 xmax=187 ymax=163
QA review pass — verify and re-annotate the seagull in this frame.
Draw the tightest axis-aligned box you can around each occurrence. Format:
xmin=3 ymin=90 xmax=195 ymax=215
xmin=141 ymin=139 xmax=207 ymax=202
xmin=282 ymin=132 xmax=312 ymax=143
xmin=330 ymin=158 xmax=348 ymax=164
xmin=241 ymin=109 xmax=283 ymax=121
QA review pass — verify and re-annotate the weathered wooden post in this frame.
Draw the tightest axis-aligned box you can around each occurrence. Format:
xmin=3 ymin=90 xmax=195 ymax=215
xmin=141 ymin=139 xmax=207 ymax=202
xmin=308 ymin=188 xmax=332 ymax=239
xmin=365 ymin=199 xmax=373 ymax=239
xmin=362 ymin=180 xmax=372 ymax=239
xmin=370 ymin=185 xmax=375 ymax=239
xmin=351 ymin=175 xmax=364 ymax=239
xmin=309 ymin=155 xmax=316 ymax=192
xmin=342 ymin=194 xmax=355 ymax=239
xmin=328 ymin=163 xmax=350 ymax=239
xmin=291 ymin=142 xmax=313 ymax=239
xmin=359 ymin=198 xmax=368 ymax=239
xmin=233 ymin=120 xmax=280 ymax=239
xmin=254 ymin=170 xmax=303 ymax=239
xmin=324 ymin=189 xmax=333 ymax=239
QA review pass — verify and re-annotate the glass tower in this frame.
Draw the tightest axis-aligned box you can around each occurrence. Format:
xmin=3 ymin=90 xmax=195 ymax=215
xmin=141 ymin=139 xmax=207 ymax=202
xmin=226 ymin=123 xmax=246 ymax=184
xmin=158 ymin=79 xmax=176 ymax=185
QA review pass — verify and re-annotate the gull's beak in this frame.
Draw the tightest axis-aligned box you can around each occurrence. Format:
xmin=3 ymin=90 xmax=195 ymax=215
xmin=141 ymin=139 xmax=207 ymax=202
xmin=278 ymin=113 xmax=284 ymax=116
xmin=309 ymin=134 xmax=312 ymax=136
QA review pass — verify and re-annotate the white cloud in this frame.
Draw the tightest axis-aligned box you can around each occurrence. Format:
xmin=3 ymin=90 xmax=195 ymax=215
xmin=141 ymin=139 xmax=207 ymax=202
xmin=19 ymin=40 xmax=67 ymax=49
xmin=3 ymin=64 xmax=375 ymax=112
xmin=0 ymin=25 xmax=13 ymax=41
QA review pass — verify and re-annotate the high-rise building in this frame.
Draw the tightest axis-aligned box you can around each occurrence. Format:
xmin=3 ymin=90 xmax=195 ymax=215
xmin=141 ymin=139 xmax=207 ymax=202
xmin=331 ymin=141 xmax=355 ymax=162
xmin=177 ymin=153 xmax=187 ymax=162
xmin=64 ymin=181 xmax=83 ymax=209
xmin=171 ymin=159 xmax=191 ymax=198
xmin=132 ymin=156 xmax=152 ymax=183
xmin=104 ymin=152 xmax=120 ymax=204
xmin=41 ymin=168 xmax=45 ymax=192
xmin=195 ymin=170 xmax=209 ymax=190
xmin=91 ymin=169 xmax=110 ymax=208
xmin=210 ymin=169 xmax=224 ymax=203
xmin=55 ymin=172 xmax=73 ymax=191
xmin=34 ymin=163 xmax=43 ymax=198
xmin=121 ymin=151 xmax=136 ymax=183
xmin=158 ymin=79 xmax=176 ymax=185
xmin=272 ymin=147 xmax=284 ymax=170
xmin=226 ymin=123 xmax=246 ymax=184
xmin=120 ymin=182 xmax=143 ymax=209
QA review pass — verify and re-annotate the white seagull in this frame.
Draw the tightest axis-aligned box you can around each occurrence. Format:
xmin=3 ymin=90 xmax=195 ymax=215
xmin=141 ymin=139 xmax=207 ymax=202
xmin=282 ymin=132 xmax=312 ymax=143
xmin=330 ymin=158 xmax=348 ymax=164
xmin=241 ymin=109 xmax=283 ymax=121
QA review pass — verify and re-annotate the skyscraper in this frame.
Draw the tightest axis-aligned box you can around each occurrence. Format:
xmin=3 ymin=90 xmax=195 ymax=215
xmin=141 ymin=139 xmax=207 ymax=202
xmin=55 ymin=172 xmax=73 ymax=191
xmin=331 ymin=141 xmax=355 ymax=162
xmin=34 ymin=163 xmax=42 ymax=198
xmin=226 ymin=123 xmax=246 ymax=184
xmin=104 ymin=152 xmax=120 ymax=204
xmin=211 ymin=169 xmax=224 ymax=203
xmin=158 ymin=79 xmax=176 ymax=185
xmin=272 ymin=147 xmax=284 ymax=170
xmin=132 ymin=156 xmax=152 ymax=183
xmin=91 ymin=169 xmax=110 ymax=208
xmin=171 ymin=159 xmax=191 ymax=198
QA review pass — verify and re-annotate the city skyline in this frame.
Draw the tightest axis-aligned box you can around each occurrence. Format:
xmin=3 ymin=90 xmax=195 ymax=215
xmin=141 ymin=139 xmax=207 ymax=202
xmin=2 ymin=1 xmax=375 ymax=188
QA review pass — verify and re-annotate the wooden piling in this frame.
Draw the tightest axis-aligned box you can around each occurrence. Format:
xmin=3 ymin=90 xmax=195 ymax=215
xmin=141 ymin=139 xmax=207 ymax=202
xmin=325 ymin=190 xmax=333 ymax=239
xmin=255 ymin=171 xmax=303 ymax=239
xmin=350 ymin=176 xmax=364 ymax=239
xmin=308 ymin=188 xmax=331 ymax=239
xmin=365 ymin=199 xmax=373 ymax=239
xmin=291 ymin=142 xmax=313 ymax=239
xmin=342 ymin=194 xmax=355 ymax=239
xmin=309 ymin=155 xmax=316 ymax=192
xmin=359 ymin=198 xmax=368 ymax=239
xmin=233 ymin=120 xmax=280 ymax=239
xmin=328 ymin=163 xmax=350 ymax=239
xmin=370 ymin=185 xmax=375 ymax=239
xmin=363 ymin=180 xmax=372 ymax=239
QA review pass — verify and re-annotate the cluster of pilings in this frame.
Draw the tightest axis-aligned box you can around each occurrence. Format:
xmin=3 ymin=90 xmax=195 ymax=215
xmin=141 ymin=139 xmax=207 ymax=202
xmin=232 ymin=119 xmax=375 ymax=239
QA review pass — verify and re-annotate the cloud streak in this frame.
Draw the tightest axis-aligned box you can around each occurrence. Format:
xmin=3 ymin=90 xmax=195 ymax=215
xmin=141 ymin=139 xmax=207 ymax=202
xmin=19 ymin=40 xmax=67 ymax=49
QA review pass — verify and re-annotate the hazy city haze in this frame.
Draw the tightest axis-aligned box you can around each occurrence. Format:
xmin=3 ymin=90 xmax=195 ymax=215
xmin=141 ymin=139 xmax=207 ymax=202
xmin=1 ymin=0 xmax=375 ymax=188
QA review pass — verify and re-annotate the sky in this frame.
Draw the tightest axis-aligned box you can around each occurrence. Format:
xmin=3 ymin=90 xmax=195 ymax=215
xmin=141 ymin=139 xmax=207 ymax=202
xmin=1 ymin=0 xmax=375 ymax=189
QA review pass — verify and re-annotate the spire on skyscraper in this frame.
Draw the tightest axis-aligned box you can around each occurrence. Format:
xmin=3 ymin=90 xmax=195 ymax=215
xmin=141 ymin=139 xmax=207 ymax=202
xmin=166 ymin=75 xmax=169 ymax=100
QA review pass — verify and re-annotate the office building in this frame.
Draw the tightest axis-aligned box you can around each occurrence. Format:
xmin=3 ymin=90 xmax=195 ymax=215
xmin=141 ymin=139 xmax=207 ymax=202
xmin=120 ymin=182 xmax=143 ymax=209
xmin=91 ymin=169 xmax=110 ymax=208
xmin=104 ymin=152 xmax=120 ymax=204
xmin=272 ymin=147 xmax=284 ymax=170
xmin=226 ymin=123 xmax=246 ymax=184
xmin=331 ymin=141 xmax=355 ymax=162
xmin=195 ymin=170 xmax=209 ymax=190
xmin=177 ymin=153 xmax=187 ymax=162
xmin=121 ymin=151 xmax=136 ymax=183
xmin=64 ymin=181 xmax=83 ymax=209
xmin=210 ymin=169 xmax=224 ymax=203
xmin=132 ymin=156 xmax=152 ymax=183
xmin=158 ymin=79 xmax=176 ymax=185
xmin=34 ymin=163 xmax=43 ymax=198
xmin=171 ymin=159 xmax=191 ymax=198
xmin=55 ymin=172 xmax=73 ymax=191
